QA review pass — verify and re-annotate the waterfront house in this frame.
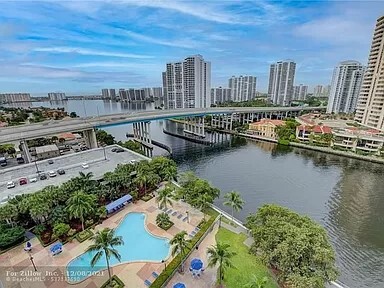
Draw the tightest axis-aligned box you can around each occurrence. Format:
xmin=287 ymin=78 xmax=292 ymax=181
xmin=296 ymin=125 xmax=332 ymax=142
xmin=248 ymin=119 xmax=285 ymax=139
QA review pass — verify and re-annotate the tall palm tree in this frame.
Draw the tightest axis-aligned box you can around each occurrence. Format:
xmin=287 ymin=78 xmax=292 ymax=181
xmin=170 ymin=231 xmax=190 ymax=272
xmin=156 ymin=187 xmax=173 ymax=209
xmin=66 ymin=191 xmax=96 ymax=231
xmin=86 ymin=228 xmax=124 ymax=286
xmin=223 ymin=191 xmax=245 ymax=222
xmin=207 ymin=242 xmax=236 ymax=285
xmin=245 ymin=275 xmax=268 ymax=288
xmin=193 ymin=193 xmax=213 ymax=220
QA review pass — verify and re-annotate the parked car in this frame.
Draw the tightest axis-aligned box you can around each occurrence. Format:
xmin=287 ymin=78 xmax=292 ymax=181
xmin=57 ymin=169 xmax=65 ymax=175
xmin=6 ymin=181 xmax=15 ymax=189
xmin=48 ymin=171 xmax=57 ymax=177
xmin=29 ymin=177 xmax=37 ymax=183
xmin=39 ymin=173 xmax=47 ymax=180
xmin=111 ymin=147 xmax=117 ymax=152
xmin=48 ymin=159 xmax=54 ymax=164
xmin=19 ymin=178 xmax=28 ymax=185
xmin=82 ymin=163 xmax=89 ymax=169
xmin=115 ymin=148 xmax=125 ymax=153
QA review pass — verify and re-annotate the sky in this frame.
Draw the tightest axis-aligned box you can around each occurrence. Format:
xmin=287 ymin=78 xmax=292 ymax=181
xmin=0 ymin=0 xmax=383 ymax=96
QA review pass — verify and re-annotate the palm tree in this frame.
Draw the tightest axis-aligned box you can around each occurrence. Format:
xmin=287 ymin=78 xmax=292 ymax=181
xmin=156 ymin=187 xmax=173 ymax=209
xmin=170 ymin=231 xmax=190 ymax=272
xmin=207 ymin=242 xmax=236 ymax=285
xmin=245 ymin=275 xmax=268 ymax=288
xmin=156 ymin=212 xmax=171 ymax=228
xmin=223 ymin=191 xmax=245 ymax=222
xmin=66 ymin=191 xmax=96 ymax=231
xmin=86 ymin=228 xmax=124 ymax=286
xmin=193 ymin=193 xmax=213 ymax=220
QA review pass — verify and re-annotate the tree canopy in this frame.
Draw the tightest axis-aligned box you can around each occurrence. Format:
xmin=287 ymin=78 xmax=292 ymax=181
xmin=245 ymin=204 xmax=338 ymax=287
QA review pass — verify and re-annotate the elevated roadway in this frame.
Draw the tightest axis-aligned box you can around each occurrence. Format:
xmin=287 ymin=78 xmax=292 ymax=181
xmin=0 ymin=106 xmax=325 ymax=144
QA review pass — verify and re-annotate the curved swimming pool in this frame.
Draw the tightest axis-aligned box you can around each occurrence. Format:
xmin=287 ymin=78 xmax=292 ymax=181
xmin=66 ymin=212 xmax=170 ymax=282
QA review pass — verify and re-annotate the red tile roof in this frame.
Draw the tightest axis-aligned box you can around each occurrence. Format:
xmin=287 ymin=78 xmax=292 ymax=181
xmin=298 ymin=125 xmax=332 ymax=134
xmin=251 ymin=119 xmax=285 ymax=126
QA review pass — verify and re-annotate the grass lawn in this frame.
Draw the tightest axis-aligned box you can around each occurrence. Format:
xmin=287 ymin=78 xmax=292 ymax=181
xmin=215 ymin=228 xmax=278 ymax=288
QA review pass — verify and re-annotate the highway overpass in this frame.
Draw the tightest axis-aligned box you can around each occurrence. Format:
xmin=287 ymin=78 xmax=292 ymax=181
xmin=0 ymin=106 xmax=325 ymax=144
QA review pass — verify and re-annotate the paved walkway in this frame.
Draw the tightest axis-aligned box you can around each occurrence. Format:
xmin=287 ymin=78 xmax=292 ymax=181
xmin=0 ymin=195 xmax=204 ymax=288
xmin=166 ymin=224 xmax=219 ymax=288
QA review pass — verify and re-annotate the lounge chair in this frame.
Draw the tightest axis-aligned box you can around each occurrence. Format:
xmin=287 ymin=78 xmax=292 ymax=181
xmin=177 ymin=214 xmax=183 ymax=219
xmin=189 ymin=233 xmax=194 ymax=238
xmin=191 ymin=230 xmax=196 ymax=236
xmin=194 ymin=227 xmax=200 ymax=231
xmin=171 ymin=211 xmax=177 ymax=216
xmin=144 ymin=279 xmax=152 ymax=286
xmin=166 ymin=209 xmax=173 ymax=214
xmin=152 ymin=272 xmax=159 ymax=278
xmin=162 ymin=207 xmax=167 ymax=212
xmin=182 ymin=216 xmax=188 ymax=222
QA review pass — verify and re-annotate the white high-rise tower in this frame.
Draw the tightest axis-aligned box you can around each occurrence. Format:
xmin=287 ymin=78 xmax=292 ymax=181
xmin=268 ymin=60 xmax=296 ymax=106
xmin=164 ymin=55 xmax=211 ymax=109
xmin=327 ymin=61 xmax=364 ymax=114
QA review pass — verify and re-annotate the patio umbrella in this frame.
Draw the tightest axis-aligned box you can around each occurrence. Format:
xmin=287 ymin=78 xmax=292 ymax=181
xmin=173 ymin=283 xmax=186 ymax=288
xmin=50 ymin=242 xmax=63 ymax=255
xmin=190 ymin=258 xmax=203 ymax=271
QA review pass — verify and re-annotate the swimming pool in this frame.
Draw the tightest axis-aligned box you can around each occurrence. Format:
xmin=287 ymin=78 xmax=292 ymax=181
xmin=66 ymin=212 xmax=170 ymax=282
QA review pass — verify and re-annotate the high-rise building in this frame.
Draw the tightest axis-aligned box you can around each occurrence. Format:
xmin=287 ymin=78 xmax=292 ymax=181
xmin=293 ymin=84 xmax=308 ymax=100
xmin=101 ymin=88 xmax=116 ymax=100
xmin=268 ymin=60 xmax=296 ymax=106
xmin=228 ymin=75 xmax=257 ymax=102
xmin=327 ymin=60 xmax=364 ymax=114
xmin=211 ymin=87 xmax=232 ymax=105
xmin=109 ymin=89 xmax=116 ymax=100
xmin=102 ymin=89 xmax=109 ymax=99
xmin=355 ymin=16 xmax=384 ymax=130
xmin=48 ymin=92 xmax=66 ymax=101
xmin=164 ymin=55 xmax=211 ymax=109
xmin=0 ymin=93 xmax=31 ymax=103
xmin=152 ymin=87 xmax=163 ymax=98
xmin=118 ymin=89 xmax=127 ymax=101
xmin=313 ymin=85 xmax=331 ymax=97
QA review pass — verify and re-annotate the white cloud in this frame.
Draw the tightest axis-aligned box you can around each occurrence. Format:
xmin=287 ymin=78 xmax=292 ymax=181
xmin=33 ymin=47 xmax=153 ymax=58
xmin=123 ymin=30 xmax=200 ymax=48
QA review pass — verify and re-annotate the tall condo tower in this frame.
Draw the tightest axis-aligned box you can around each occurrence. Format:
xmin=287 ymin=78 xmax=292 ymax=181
xmin=327 ymin=61 xmax=364 ymax=114
xmin=355 ymin=16 xmax=384 ymax=130
xmin=164 ymin=55 xmax=211 ymax=109
xmin=268 ymin=60 xmax=296 ymax=106
xmin=228 ymin=75 xmax=257 ymax=102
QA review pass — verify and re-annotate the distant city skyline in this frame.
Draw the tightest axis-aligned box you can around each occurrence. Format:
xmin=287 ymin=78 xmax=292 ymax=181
xmin=0 ymin=1 xmax=383 ymax=95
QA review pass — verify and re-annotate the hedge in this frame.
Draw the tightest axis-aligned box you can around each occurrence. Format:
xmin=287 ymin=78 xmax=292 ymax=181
xmin=76 ymin=229 xmax=94 ymax=243
xmin=278 ymin=139 xmax=290 ymax=145
xmin=0 ymin=224 xmax=25 ymax=249
xmin=150 ymin=208 xmax=219 ymax=288
xmin=100 ymin=275 xmax=125 ymax=288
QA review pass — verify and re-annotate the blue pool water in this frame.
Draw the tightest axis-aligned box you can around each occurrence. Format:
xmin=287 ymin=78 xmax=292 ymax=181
xmin=66 ymin=212 xmax=170 ymax=282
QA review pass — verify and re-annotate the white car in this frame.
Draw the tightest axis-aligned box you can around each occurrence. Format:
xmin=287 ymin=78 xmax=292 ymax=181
xmin=29 ymin=177 xmax=37 ymax=183
xmin=6 ymin=181 xmax=15 ymax=189
xmin=82 ymin=163 xmax=89 ymax=169
xmin=48 ymin=171 xmax=57 ymax=177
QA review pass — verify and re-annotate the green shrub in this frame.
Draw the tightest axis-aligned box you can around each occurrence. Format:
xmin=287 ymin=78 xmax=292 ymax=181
xmin=85 ymin=219 xmax=94 ymax=227
xmin=53 ymin=223 xmax=70 ymax=239
xmin=76 ymin=229 xmax=94 ymax=243
xmin=0 ymin=224 xmax=25 ymax=249
xmin=278 ymin=139 xmax=290 ymax=145
xmin=34 ymin=224 xmax=46 ymax=235
xmin=100 ymin=275 xmax=125 ymax=288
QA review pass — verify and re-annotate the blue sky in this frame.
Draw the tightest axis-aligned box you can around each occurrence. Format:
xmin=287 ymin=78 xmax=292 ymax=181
xmin=1 ymin=0 xmax=383 ymax=95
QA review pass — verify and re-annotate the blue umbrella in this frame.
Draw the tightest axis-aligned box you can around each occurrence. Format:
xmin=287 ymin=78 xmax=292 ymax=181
xmin=190 ymin=258 xmax=203 ymax=270
xmin=173 ymin=283 xmax=186 ymax=288
xmin=50 ymin=242 xmax=63 ymax=254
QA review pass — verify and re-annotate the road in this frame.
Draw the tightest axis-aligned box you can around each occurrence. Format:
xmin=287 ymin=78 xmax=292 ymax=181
xmin=0 ymin=145 xmax=148 ymax=203
xmin=0 ymin=106 xmax=326 ymax=144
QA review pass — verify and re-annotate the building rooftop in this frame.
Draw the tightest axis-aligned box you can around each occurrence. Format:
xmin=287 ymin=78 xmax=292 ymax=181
xmin=35 ymin=144 xmax=59 ymax=154
xmin=250 ymin=119 xmax=285 ymax=126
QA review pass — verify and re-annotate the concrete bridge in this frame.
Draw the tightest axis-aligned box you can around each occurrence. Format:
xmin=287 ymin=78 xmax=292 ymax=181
xmin=0 ymin=106 xmax=325 ymax=159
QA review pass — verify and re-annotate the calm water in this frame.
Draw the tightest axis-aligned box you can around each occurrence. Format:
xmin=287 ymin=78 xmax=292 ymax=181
xmin=10 ymin=100 xmax=384 ymax=288
xmin=66 ymin=212 xmax=170 ymax=282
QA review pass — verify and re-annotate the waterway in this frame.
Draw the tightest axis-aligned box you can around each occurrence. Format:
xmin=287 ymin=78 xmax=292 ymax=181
xmin=7 ymin=100 xmax=384 ymax=288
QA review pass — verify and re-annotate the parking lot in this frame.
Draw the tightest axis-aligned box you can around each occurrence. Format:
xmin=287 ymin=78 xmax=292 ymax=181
xmin=0 ymin=145 xmax=148 ymax=203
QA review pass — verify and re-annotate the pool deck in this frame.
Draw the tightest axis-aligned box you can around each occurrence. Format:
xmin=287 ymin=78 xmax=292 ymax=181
xmin=0 ymin=189 xmax=204 ymax=288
